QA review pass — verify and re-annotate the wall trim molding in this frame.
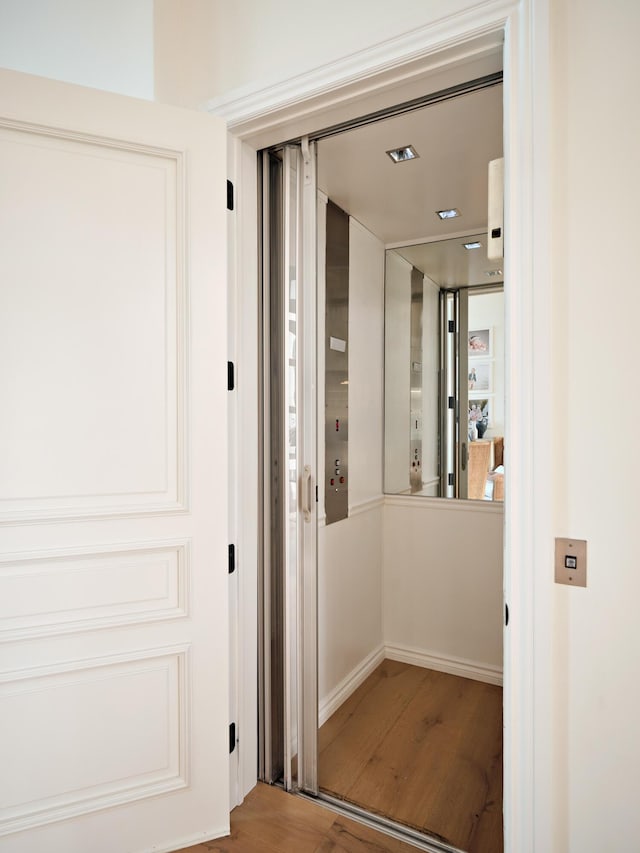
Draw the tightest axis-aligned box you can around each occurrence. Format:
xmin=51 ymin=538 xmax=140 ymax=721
xmin=138 ymin=826 xmax=231 ymax=853
xmin=0 ymin=645 xmax=190 ymax=835
xmin=319 ymin=495 xmax=384 ymax=527
xmin=349 ymin=495 xmax=385 ymax=518
xmin=319 ymin=644 xmax=385 ymax=727
xmin=205 ymin=1 xmax=511 ymax=139
xmin=385 ymin=643 xmax=503 ymax=686
xmin=0 ymin=539 xmax=190 ymax=641
xmin=0 ymin=117 xmax=187 ymax=527
xmin=384 ymin=494 xmax=504 ymax=514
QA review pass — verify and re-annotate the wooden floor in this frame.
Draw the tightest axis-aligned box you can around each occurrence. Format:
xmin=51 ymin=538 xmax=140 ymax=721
xmin=318 ymin=660 xmax=503 ymax=853
xmin=174 ymin=661 xmax=502 ymax=853
xmin=175 ymin=782 xmax=419 ymax=852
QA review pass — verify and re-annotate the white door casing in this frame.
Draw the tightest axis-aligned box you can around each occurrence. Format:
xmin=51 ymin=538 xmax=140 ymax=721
xmin=0 ymin=69 xmax=229 ymax=853
xmin=215 ymin=0 xmax=554 ymax=849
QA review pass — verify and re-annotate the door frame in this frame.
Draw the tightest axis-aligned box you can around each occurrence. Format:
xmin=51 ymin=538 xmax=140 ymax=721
xmin=219 ymin=1 xmax=554 ymax=849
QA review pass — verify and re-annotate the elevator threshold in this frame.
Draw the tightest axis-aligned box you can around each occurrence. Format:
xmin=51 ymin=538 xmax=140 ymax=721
xmin=300 ymin=789 xmax=465 ymax=853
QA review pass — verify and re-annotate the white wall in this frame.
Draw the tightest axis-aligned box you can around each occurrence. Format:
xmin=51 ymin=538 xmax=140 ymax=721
xmin=0 ymin=0 xmax=154 ymax=99
xmin=383 ymin=500 xmax=503 ymax=675
xmin=551 ymin=1 xmax=640 ymax=848
xmin=204 ymin=0 xmax=486 ymax=100
xmin=318 ymin=505 xmax=384 ymax=705
xmin=154 ymin=0 xmax=217 ymax=108
xmin=318 ymin=216 xmax=385 ymax=704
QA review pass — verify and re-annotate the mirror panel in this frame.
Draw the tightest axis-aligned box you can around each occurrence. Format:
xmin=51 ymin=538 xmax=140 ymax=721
xmin=384 ymin=233 xmax=504 ymax=501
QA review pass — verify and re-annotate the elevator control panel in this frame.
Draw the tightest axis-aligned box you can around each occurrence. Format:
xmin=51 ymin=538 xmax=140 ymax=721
xmin=325 ymin=201 xmax=349 ymax=524
xmin=554 ymin=537 xmax=587 ymax=587
xmin=410 ymin=441 xmax=422 ymax=492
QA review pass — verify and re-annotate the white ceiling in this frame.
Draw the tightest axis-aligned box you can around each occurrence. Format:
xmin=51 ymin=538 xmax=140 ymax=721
xmin=393 ymin=232 xmax=503 ymax=288
xmin=316 ymin=82 xmax=503 ymax=247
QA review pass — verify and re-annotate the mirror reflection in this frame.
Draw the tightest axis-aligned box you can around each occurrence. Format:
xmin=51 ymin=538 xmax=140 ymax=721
xmin=384 ymin=232 xmax=504 ymax=500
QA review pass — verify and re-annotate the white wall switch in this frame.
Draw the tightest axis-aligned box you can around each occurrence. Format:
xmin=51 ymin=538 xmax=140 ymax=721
xmin=555 ymin=538 xmax=587 ymax=587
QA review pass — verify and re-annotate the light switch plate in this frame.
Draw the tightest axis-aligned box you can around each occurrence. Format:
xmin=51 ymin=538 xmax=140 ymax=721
xmin=555 ymin=537 xmax=587 ymax=587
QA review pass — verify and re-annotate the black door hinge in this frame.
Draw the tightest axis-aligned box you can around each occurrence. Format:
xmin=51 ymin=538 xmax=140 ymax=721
xmin=227 ymin=180 xmax=234 ymax=211
xmin=228 ymin=544 xmax=236 ymax=575
xmin=505 ymin=603 xmax=509 ymax=626
xmin=229 ymin=722 xmax=236 ymax=754
xmin=448 ymin=319 xmax=455 ymax=333
xmin=448 ymin=396 xmax=455 ymax=410
xmin=448 ymin=473 xmax=455 ymax=487
xmin=227 ymin=361 xmax=235 ymax=391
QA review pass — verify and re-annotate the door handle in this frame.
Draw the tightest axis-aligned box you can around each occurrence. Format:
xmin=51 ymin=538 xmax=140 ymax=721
xmin=301 ymin=465 xmax=313 ymax=523
xmin=461 ymin=442 xmax=467 ymax=471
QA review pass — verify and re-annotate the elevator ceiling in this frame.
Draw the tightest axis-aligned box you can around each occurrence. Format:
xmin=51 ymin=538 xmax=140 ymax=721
xmin=317 ymin=82 xmax=503 ymax=245
xmin=393 ymin=231 xmax=503 ymax=287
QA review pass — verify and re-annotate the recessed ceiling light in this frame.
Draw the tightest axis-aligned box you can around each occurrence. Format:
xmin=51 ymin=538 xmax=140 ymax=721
xmin=436 ymin=208 xmax=460 ymax=220
xmin=463 ymin=241 xmax=482 ymax=250
xmin=386 ymin=145 xmax=419 ymax=163
xmin=485 ymin=269 xmax=503 ymax=277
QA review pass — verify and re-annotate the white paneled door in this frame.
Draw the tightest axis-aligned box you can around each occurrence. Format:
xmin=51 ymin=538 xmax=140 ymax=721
xmin=0 ymin=70 xmax=229 ymax=852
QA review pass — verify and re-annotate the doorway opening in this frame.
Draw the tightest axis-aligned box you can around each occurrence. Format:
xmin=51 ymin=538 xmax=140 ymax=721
xmin=259 ymin=50 xmax=506 ymax=853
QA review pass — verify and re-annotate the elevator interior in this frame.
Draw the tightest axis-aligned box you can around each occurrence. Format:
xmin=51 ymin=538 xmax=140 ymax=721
xmin=261 ymin=50 xmax=506 ymax=853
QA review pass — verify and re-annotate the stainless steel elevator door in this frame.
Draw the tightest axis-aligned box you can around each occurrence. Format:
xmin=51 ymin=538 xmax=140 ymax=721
xmin=261 ymin=150 xmax=285 ymax=784
xmin=260 ymin=142 xmax=319 ymax=793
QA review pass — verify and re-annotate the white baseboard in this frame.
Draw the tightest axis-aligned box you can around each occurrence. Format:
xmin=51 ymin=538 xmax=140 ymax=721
xmin=385 ymin=643 xmax=503 ymax=686
xmin=319 ymin=644 xmax=385 ymax=726
xmin=318 ymin=643 xmax=502 ymax=727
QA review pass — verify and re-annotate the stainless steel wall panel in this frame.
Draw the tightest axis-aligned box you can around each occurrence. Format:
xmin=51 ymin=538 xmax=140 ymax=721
xmin=324 ymin=202 xmax=349 ymax=525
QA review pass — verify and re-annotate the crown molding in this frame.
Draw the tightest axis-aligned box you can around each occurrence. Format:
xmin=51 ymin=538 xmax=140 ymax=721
xmin=205 ymin=0 xmax=515 ymax=144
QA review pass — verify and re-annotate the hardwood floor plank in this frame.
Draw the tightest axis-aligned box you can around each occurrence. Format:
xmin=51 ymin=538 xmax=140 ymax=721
xmin=319 ymin=660 xmax=412 ymax=754
xmin=400 ymin=679 xmax=501 ymax=848
xmin=319 ymin=660 xmax=430 ymax=801
xmin=344 ymin=668 xmax=462 ymax=805
xmin=318 ymin=662 xmax=503 ymax=853
xmin=466 ymin=747 xmax=503 ymax=853
xmin=230 ymin=783 xmax=336 ymax=853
